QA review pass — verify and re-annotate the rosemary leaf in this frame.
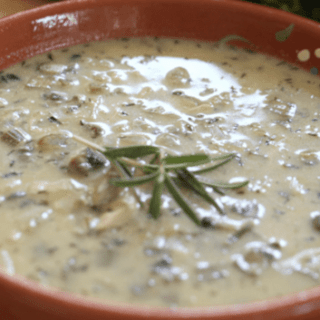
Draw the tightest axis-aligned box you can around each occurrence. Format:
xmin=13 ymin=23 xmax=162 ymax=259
xmin=110 ymin=169 xmax=160 ymax=187
xmin=204 ymin=180 xmax=249 ymax=189
xmin=211 ymin=153 xmax=236 ymax=161
xmin=163 ymin=154 xmax=211 ymax=170
xmin=150 ymin=153 xmax=160 ymax=165
xmin=104 ymin=145 xmax=159 ymax=159
xmin=176 ymin=168 xmax=224 ymax=215
xmin=149 ymin=174 xmax=165 ymax=219
xmin=172 ymin=177 xmax=225 ymax=196
xmin=192 ymin=154 xmax=235 ymax=175
xmin=164 ymin=173 xmax=201 ymax=225
xmin=114 ymin=159 xmax=133 ymax=178
xmin=203 ymin=184 xmax=225 ymax=196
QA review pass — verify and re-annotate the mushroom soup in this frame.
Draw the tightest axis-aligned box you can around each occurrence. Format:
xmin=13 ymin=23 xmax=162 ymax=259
xmin=0 ymin=38 xmax=320 ymax=307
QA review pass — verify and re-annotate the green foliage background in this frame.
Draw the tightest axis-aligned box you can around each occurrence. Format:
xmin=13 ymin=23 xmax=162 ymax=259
xmin=243 ymin=0 xmax=320 ymax=23
xmin=46 ymin=1 xmax=319 ymax=23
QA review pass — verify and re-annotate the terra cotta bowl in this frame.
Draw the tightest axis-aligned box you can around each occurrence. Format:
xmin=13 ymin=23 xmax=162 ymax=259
xmin=1 ymin=0 xmax=320 ymax=319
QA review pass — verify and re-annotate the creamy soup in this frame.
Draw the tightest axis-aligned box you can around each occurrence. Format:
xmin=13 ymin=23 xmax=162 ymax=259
xmin=1 ymin=38 xmax=320 ymax=307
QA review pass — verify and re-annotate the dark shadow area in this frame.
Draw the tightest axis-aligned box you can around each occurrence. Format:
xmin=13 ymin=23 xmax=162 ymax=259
xmin=242 ymin=0 xmax=320 ymax=22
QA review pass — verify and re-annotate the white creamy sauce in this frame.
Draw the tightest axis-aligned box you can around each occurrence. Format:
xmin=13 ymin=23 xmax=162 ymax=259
xmin=0 ymin=38 xmax=320 ymax=307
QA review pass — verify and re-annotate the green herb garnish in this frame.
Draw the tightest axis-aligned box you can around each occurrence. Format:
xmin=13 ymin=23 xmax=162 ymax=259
xmin=72 ymin=135 xmax=249 ymax=226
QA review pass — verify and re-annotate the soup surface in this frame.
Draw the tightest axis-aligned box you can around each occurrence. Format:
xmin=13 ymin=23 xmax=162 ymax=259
xmin=1 ymin=38 xmax=320 ymax=307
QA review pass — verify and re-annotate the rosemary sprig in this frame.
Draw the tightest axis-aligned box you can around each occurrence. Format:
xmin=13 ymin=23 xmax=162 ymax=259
xmin=71 ymin=135 xmax=249 ymax=226
xmin=103 ymin=146 xmax=248 ymax=226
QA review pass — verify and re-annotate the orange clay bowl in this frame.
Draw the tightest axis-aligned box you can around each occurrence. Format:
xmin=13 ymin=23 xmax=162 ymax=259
xmin=0 ymin=0 xmax=320 ymax=319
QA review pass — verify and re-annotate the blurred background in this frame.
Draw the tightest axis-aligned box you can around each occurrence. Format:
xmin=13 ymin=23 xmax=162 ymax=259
xmin=243 ymin=0 xmax=320 ymax=23
xmin=0 ymin=0 xmax=319 ymax=22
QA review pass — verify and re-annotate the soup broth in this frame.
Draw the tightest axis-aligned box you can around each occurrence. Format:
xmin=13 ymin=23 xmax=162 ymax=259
xmin=0 ymin=38 xmax=320 ymax=307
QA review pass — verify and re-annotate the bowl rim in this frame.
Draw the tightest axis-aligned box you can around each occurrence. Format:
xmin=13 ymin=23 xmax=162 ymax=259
xmin=1 ymin=0 xmax=320 ymax=319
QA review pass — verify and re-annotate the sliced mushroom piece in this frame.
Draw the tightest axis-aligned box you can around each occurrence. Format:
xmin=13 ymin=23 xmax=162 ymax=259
xmin=88 ymin=82 xmax=110 ymax=94
xmin=1 ymin=128 xmax=31 ymax=147
xmin=151 ymin=254 xmax=187 ymax=283
xmin=26 ymin=75 xmax=53 ymax=89
xmin=86 ymin=148 xmax=107 ymax=168
xmin=70 ymin=94 xmax=87 ymax=105
xmin=267 ymin=98 xmax=297 ymax=118
xmin=164 ymin=67 xmax=191 ymax=88
xmin=6 ymin=191 xmax=27 ymax=201
xmin=0 ymin=97 xmax=8 ymax=108
xmin=68 ymin=155 xmax=92 ymax=177
xmin=232 ymin=241 xmax=282 ymax=276
xmin=1 ymin=73 xmax=20 ymax=82
xmin=48 ymin=115 xmax=62 ymax=125
xmin=222 ymin=197 xmax=265 ymax=219
xmin=39 ymin=63 xmax=68 ymax=75
xmin=268 ymin=237 xmax=287 ymax=250
xmin=232 ymin=253 xmax=264 ymax=276
xmin=2 ymin=172 xmax=21 ymax=179
xmin=200 ymin=212 xmax=257 ymax=233
xmin=37 ymin=133 xmax=70 ymax=152
xmin=296 ymin=149 xmax=320 ymax=166
xmin=92 ymin=192 xmax=138 ymax=231
xmin=151 ymin=254 xmax=173 ymax=273
xmin=80 ymin=120 xmax=104 ymax=139
xmin=68 ymin=148 xmax=107 ymax=177
xmin=226 ymin=219 xmax=256 ymax=245
xmin=310 ymin=211 xmax=320 ymax=231
xmin=43 ymin=91 xmax=69 ymax=103
xmin=305 ymin=125 xmax=319 ymax=137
